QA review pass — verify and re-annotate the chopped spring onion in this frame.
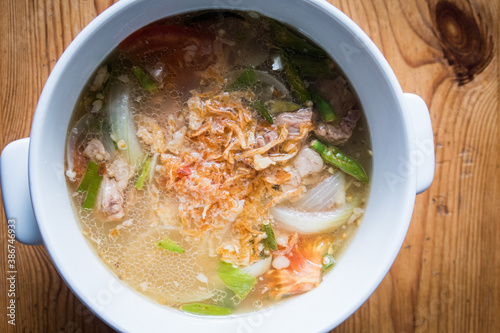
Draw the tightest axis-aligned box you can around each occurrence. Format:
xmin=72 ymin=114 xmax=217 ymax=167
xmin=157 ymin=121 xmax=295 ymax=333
xmin=77 ymin=161 xmax=103 ymax=210
xmin=181 ymin=303 xmax=233 ymax=316
xmin=322 ymin=254 xmax=335 ymax=271
xmin=227 ymin=67 xmax=256 ymax=91
xmin=270 ymin=205 xmax=353 ymax=234
xmin=251 ymin=100 xmax=273 ymax=124
xmin=217 ymin=261 xmax=257 ymax=299
xmin=266 ymin=100 xmax=301 ymax=114
xmin=133 ymin=66 xmax=158 ymax=94
xmin=262 ymin=223 xmax=277 ymax=251
xmin=241 ymin=256 xmax=272 ymax=277
xmin=156 ymin=237 xmax=185 ymax=253
xmin=135 ymin=157 xmax=151 ymax=189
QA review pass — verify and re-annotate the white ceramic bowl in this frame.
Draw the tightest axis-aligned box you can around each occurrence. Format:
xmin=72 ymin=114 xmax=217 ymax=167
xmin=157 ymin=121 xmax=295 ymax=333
xmin=0 ymin=0 xmax=434 ymax=332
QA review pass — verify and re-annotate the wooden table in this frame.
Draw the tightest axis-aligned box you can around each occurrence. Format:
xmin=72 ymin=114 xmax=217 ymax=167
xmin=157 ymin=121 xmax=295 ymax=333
xmin=0 ymin=0 xmax=498 ymax=332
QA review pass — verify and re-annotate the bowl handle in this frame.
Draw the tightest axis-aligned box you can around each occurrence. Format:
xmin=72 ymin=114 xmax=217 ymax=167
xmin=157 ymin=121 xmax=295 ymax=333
xmin=404 ymin=93 xmax=435 ymax=194
xmin=1 ymin=138 xmax=43 ymax=245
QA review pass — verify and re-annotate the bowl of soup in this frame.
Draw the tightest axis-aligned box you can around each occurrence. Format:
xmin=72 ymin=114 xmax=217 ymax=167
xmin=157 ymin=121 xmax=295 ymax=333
xmin=0 ymin=0 xmax=434 ymax=332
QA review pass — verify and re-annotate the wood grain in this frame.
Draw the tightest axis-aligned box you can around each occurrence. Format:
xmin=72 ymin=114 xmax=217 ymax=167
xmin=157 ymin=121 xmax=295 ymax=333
xmin=0 ymin=0 xmax=498 ymax=332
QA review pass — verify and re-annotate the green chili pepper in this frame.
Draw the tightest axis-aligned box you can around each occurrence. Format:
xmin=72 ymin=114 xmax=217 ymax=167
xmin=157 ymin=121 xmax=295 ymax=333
xmin=251 ymin=100 xmax=273 ymax=124
xmin=290 ymin=55 xmax=336 ymax=78
xmin=269 ymin=21 xmax=326 ymax=57
xmin=311 ymin=139 xmax=368 ymax=183
xmin=281 ymin=53 xmax=311 ymax=103
xmin=133 ymin=66 xmax=158 ymax=94
xmin=309 ymin=88 xmax=339 ymax=123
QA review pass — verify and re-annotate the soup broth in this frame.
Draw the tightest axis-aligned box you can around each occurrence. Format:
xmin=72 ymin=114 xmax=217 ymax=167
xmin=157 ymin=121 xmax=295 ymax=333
xmin=66 ymin=10 xmax=371 ymax=315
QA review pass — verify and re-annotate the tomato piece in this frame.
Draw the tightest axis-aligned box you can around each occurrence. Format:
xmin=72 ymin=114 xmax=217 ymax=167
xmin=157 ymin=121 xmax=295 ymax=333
xmin=265 ymin=236 xmax=334 ymax=299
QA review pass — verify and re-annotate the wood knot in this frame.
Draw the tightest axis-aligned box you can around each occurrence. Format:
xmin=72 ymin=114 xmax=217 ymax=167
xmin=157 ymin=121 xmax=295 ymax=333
xmin=432 ymin=1 xmax=493 ymax=85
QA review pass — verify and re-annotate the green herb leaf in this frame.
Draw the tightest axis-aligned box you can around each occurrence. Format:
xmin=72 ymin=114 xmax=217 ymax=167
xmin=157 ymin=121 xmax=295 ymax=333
xmin=135 ymin=157 xmax=151 ymax=189
xmin=217 ymin=261 xmax=257 ymax=299
xmin=227 ymin=68 xmax=256 ymax=91
xmin=262 ymin=223 xmax=277 ymax=251
xmin=133 ymin=66 xmax=158 ymax=94
xmin=181 ymin=303 xmax=233 ymax=316
xmin=251 ymin=100 xmax=273 ymax=124
xmin=156 ymin=237 xmax=185 ymax=253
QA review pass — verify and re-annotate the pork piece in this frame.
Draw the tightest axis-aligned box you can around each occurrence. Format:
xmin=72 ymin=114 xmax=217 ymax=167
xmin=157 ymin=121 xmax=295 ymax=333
xmin=97 ymin=154 xmax=133 ymax=221
xmin=293 ymin=147 xmax=324 ymax=179
xmin=282 ymin=147 xmax=324 ymax=191
xmin=83 ymin=138 xmax=109 ymax=162
xmin=256 ymin=129 xmax=279 ymax=148
xmin=275 ymin=109 xmax=313 ymax=137
xmin=312 ymin=77 xmax=361 ymax=146
xmin=314 ymin=109 xmax=361 ymax=146
xmin=135 ymin=114 xmax=167 ymax=153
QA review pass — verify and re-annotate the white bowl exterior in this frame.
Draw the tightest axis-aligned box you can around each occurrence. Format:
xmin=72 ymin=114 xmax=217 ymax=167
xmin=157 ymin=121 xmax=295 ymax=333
xmin=29 ymin=0 xmax=416 ymax=332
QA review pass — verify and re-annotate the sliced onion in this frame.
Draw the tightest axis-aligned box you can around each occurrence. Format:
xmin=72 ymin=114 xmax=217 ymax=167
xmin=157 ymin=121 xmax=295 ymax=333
xmin=270 ymin=205 xmax=353 ymax=235
xmin=241 ymin=256 xmax=272 ymax=277
xmin=295 ymin=173 xmax=346 ymax=211
xmin=149 ymin=153 xmax=159 ymax=183
xmin=66 ymin=113 xmax=92 ymax=173
xmin=226 ymin=69 xmax=290 ymax=99
xmin=100 ymin=130 xmax=116 ymax=155
xmin=108 ymin=81 xmax=144 ymax=167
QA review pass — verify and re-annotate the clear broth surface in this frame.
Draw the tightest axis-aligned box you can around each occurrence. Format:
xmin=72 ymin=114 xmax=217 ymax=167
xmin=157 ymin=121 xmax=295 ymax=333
xmin=66 ymin=10 xmax=371 ymax=315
